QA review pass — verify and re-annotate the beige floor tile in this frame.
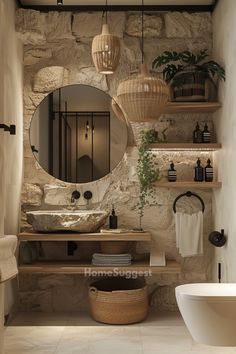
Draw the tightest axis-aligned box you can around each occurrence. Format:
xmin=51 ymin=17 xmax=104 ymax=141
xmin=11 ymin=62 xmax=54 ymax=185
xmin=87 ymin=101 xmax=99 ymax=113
xmin=4 ymin=312 xmax=236 ymax=354
xmin=140 ymin=326 xmax=193 ymax=352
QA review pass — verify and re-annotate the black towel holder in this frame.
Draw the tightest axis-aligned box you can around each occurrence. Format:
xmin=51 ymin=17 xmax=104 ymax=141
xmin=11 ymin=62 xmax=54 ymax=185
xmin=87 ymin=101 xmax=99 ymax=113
xmin=173 ymin=191 xmax=205 ymax=213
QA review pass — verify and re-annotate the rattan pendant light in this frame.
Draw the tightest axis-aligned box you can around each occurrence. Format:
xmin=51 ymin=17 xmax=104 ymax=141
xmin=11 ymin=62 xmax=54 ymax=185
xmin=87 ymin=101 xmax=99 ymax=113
xmin=92 ymin=0 xmax=120 ymax=75
xmin=116 ymin=1 xmax=169 ymax=122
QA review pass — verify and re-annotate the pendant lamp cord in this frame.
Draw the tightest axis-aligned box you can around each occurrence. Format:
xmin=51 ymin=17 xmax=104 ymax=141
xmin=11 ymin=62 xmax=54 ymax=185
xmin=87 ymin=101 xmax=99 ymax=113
xmin=106 ymin=0 xmax=108 ymax=24
xmin=102 ymin=0 xmax=108 ymax=24
xmin=141 ymin=0 xmax=144 ymax=63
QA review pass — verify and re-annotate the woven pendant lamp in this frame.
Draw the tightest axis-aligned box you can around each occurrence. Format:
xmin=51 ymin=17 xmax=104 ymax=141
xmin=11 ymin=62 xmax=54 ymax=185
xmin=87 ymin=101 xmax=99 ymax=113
xmin=116 ymin=1 xmax=169 ymax=122
xmin=117 ymin=63 xmax=169 ymax=122
xmin=92 ymin=1 xmax=120 ymax=75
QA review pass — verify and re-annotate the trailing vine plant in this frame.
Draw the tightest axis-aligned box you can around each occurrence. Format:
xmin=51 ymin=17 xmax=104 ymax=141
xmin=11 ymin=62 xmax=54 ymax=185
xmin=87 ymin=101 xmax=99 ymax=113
xmin=135 ymin=130 xmax=160 ymax=230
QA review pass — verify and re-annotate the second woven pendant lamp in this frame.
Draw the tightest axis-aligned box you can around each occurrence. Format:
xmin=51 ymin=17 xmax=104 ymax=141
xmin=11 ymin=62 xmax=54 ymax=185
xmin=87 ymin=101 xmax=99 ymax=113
xmin=116 ymin=1 xmax=169 ymax=122
xmin=92 ymin=0 xmax=120 ymax=75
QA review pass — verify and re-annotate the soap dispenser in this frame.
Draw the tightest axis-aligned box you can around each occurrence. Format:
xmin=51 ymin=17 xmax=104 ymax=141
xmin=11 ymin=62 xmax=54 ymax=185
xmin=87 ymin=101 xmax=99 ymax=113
xmin=168 ymin=161 xmax=177 ymax=182
xmin=202 ymin=123 xmax=211 ymax=143
xmin=193 ymin=122 xmax=202 ymax=143
xmin=194 ymin=158 xmax=204 ymax=182
xmin=205 ymin=158 xmax=213 ymax=182
xmin=109 ymin=205 xmax=118 ymax=229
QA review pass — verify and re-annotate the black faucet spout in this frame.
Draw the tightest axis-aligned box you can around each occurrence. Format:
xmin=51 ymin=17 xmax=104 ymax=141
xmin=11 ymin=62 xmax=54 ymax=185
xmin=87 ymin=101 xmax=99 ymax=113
xmin=71 ymin=190 xmax=81 ymax=203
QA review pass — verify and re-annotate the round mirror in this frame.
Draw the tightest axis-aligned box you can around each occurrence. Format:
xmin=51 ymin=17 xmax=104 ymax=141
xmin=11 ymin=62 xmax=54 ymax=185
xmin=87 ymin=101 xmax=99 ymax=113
xmin=30 ymin=84 xmax=128 ymax=183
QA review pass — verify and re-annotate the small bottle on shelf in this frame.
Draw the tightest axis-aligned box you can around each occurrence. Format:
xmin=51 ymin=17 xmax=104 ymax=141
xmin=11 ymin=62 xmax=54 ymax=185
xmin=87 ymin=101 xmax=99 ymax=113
xmin=109 ymin=205 xmax=118 ymax=229
xmin=194 ymin=158 xmax=204 ymax=182
xmin=205 ymin=159 xmax=213 ymax=182
xmin=202 ymin=123 xmax=211 ymax=143
xmin=168 ymin=161 xmax=177 ymax=182
xmin=193 ymin=122 xmax=203 ymax=143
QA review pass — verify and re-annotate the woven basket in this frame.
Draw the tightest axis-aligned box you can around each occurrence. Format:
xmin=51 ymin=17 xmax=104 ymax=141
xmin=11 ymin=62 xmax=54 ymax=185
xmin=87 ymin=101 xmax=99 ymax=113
xmin=117 ymin=63 xmax=169 ymax=122
xmin=92 ymin=24 xmax=120 ymax=75
xmin=89 ymin=278 xmax=148 ymax=324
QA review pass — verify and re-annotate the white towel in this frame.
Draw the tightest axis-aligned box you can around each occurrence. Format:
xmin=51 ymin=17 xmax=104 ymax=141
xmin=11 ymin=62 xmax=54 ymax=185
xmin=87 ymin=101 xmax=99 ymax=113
xmin=175 ymin=212 xmax=203 ymax=257
xmin=0 ymin=235 xmax=18 ymax=282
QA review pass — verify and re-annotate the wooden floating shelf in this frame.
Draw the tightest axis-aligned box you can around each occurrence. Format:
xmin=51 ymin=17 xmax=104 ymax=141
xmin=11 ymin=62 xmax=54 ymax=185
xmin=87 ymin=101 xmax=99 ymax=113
xmin=18 ymin=232 xmax=151 ymax=242
xmin=163 ymin=102 xmax=221 ymax=114
xmin=155 ymin=181 xmax=222 ymax=189
xmin=150 ymin=143 xmax=222 ymax=151
xmin=18 ymin=260 xmax=181 ymax=275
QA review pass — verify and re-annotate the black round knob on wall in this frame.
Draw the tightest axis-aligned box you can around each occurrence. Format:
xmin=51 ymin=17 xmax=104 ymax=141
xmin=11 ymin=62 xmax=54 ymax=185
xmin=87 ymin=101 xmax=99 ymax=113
xmin=208 ymin=229 xmax=226 ymax=247
xmin=84 ymin=191 xmax=93 ymax=200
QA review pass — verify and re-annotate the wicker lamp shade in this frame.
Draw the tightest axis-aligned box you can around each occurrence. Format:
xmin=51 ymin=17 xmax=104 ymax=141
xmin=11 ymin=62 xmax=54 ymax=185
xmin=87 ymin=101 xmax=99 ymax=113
xmin=92 ymin=24 xmax=120 ymax=75
xmin=117 ymin=63 xmax=169 ymax=122
xmin=111 ymin=96 xmax=126 ymax=123
xmin=111 ymin=96 xmax=136 ymax=147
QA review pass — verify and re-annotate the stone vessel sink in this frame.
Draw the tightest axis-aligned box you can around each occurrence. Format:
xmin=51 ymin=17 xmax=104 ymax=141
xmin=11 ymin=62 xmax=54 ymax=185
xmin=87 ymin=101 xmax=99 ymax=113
xmin=26 ymin=210 xmax=108 ymax=233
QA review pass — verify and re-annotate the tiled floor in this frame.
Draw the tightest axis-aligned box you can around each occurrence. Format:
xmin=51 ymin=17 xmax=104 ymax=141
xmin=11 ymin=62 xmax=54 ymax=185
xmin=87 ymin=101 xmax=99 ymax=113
xmin=4 ymin=311 xmax=236 ymax=354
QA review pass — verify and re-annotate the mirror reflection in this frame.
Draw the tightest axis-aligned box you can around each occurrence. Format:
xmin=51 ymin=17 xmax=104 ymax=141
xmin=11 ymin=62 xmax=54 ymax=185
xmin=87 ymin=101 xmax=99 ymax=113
xmin=30 ymin=85 xmax=128 ymax=183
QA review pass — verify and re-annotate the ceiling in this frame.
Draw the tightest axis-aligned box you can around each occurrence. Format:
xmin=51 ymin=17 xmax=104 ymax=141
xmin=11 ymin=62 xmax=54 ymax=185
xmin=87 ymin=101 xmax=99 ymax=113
xmin=19 ymin=0 xmax=217 ymax=11
xmin=20 ymin=0 xmax=215 ymax=5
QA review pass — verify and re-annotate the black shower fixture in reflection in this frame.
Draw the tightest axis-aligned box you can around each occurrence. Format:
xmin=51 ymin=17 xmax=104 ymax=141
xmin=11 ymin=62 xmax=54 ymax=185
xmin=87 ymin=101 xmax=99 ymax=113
xmin=85 ymin=120 xmax=95 ymax=139
xmin=85 ymin=120 xmax=89 ymax=139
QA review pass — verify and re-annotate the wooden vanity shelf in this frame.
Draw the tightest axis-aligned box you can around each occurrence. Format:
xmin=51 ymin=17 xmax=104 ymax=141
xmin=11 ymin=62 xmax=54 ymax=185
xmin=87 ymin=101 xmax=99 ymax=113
xmin=17 ymin=231 xmax=181 ymax=275
xmin=163 ymin=101 xmax=221 ymax=114
xmin=150 ymin=143 xmax=222 ymax=151
xmin=18 ymin=260 xmax=181 ymax=275
xmin=155 ymin=181 xmax=222 ymax=189
xmin=18 ymin=231 xmax=152 ymax=242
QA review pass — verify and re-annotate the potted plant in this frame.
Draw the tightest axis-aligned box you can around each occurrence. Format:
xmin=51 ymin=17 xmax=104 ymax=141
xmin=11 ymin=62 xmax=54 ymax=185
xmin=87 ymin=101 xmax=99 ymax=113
xmin=135 ymin=130 xmax=160 ymax=230
xmin=152 ymin=49 xmax=225 ymax=102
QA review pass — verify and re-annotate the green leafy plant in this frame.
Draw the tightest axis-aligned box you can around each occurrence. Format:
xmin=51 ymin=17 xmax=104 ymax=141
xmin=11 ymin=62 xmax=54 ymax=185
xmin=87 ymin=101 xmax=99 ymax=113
xmin=152 ymin=49 xmax=225 ymax=86
xmin=148 ymin=128 xmax=168 ymax=143
xmin=135 ymin=130 xmax=160 ymax=230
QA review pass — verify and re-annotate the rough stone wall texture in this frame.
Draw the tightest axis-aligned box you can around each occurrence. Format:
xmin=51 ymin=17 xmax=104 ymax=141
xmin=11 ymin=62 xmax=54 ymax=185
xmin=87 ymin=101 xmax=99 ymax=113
xmin=16 ymin=9 xmax=215 ymax=312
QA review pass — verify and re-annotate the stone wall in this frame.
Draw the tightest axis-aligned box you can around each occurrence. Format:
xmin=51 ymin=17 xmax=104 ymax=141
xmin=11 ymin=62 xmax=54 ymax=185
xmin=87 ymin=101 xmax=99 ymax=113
xmin=16 ymin=9 xmax=215 ymax=312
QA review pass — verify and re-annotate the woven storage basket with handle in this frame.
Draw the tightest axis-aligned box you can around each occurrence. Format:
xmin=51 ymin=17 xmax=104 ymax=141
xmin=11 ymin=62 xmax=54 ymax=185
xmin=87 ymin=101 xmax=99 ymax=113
xmin=89 ymin=278 xmax=148 ymax=324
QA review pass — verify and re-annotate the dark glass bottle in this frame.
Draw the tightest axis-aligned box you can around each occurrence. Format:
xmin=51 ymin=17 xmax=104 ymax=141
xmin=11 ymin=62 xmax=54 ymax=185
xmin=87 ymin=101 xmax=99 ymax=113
xmin=202 ymin=123 xmax=211 ymax=143
xmin=193 ymin=122 xmax=202 ymax=143
xmin=168 ymin=161 xmax=177 ymax=182
xmin=109 ymin=206 xmax=118 ymax=229
xmin=194 ymin=158 xmax=204 ymax=182
xmin=205 ymin=159 xmax=213 ymax=182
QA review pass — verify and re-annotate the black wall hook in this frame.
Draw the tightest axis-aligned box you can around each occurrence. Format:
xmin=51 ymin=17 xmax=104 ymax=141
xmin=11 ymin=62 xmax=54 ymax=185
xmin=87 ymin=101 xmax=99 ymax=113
xmin=0 ymin=124 xmax=16 ymax=135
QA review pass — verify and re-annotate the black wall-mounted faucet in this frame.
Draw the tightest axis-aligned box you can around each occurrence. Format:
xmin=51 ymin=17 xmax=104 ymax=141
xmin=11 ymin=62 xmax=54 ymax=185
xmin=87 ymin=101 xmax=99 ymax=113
xmin=71 ymin=190 xmax=81 ymax=204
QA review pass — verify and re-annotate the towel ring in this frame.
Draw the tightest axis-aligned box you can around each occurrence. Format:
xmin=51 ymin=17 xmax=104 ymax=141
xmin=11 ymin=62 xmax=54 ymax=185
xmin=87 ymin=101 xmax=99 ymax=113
xmin=173 ymin=191 xmax=205 ymax=213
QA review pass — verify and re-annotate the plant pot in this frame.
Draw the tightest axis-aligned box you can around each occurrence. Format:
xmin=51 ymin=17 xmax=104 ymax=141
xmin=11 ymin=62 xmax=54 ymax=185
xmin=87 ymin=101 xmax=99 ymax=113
xmin=100 ymin=241 xmax=131 ymax=254
xmin=170 ymin=66 xmax=209 ymax=102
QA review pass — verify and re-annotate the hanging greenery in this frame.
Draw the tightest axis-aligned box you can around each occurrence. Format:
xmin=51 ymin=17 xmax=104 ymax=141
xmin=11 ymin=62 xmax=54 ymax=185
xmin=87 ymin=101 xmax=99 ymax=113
xmin=135 ymin=130 xmax=160 ymax=230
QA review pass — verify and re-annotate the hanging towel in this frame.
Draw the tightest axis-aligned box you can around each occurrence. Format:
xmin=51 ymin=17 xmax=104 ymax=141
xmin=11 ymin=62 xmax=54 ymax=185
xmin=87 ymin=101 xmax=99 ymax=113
xmin=175 ymin=211 xmax=203 ymax=257
xmin=0 ymin=235 xmax=18 ymax=283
